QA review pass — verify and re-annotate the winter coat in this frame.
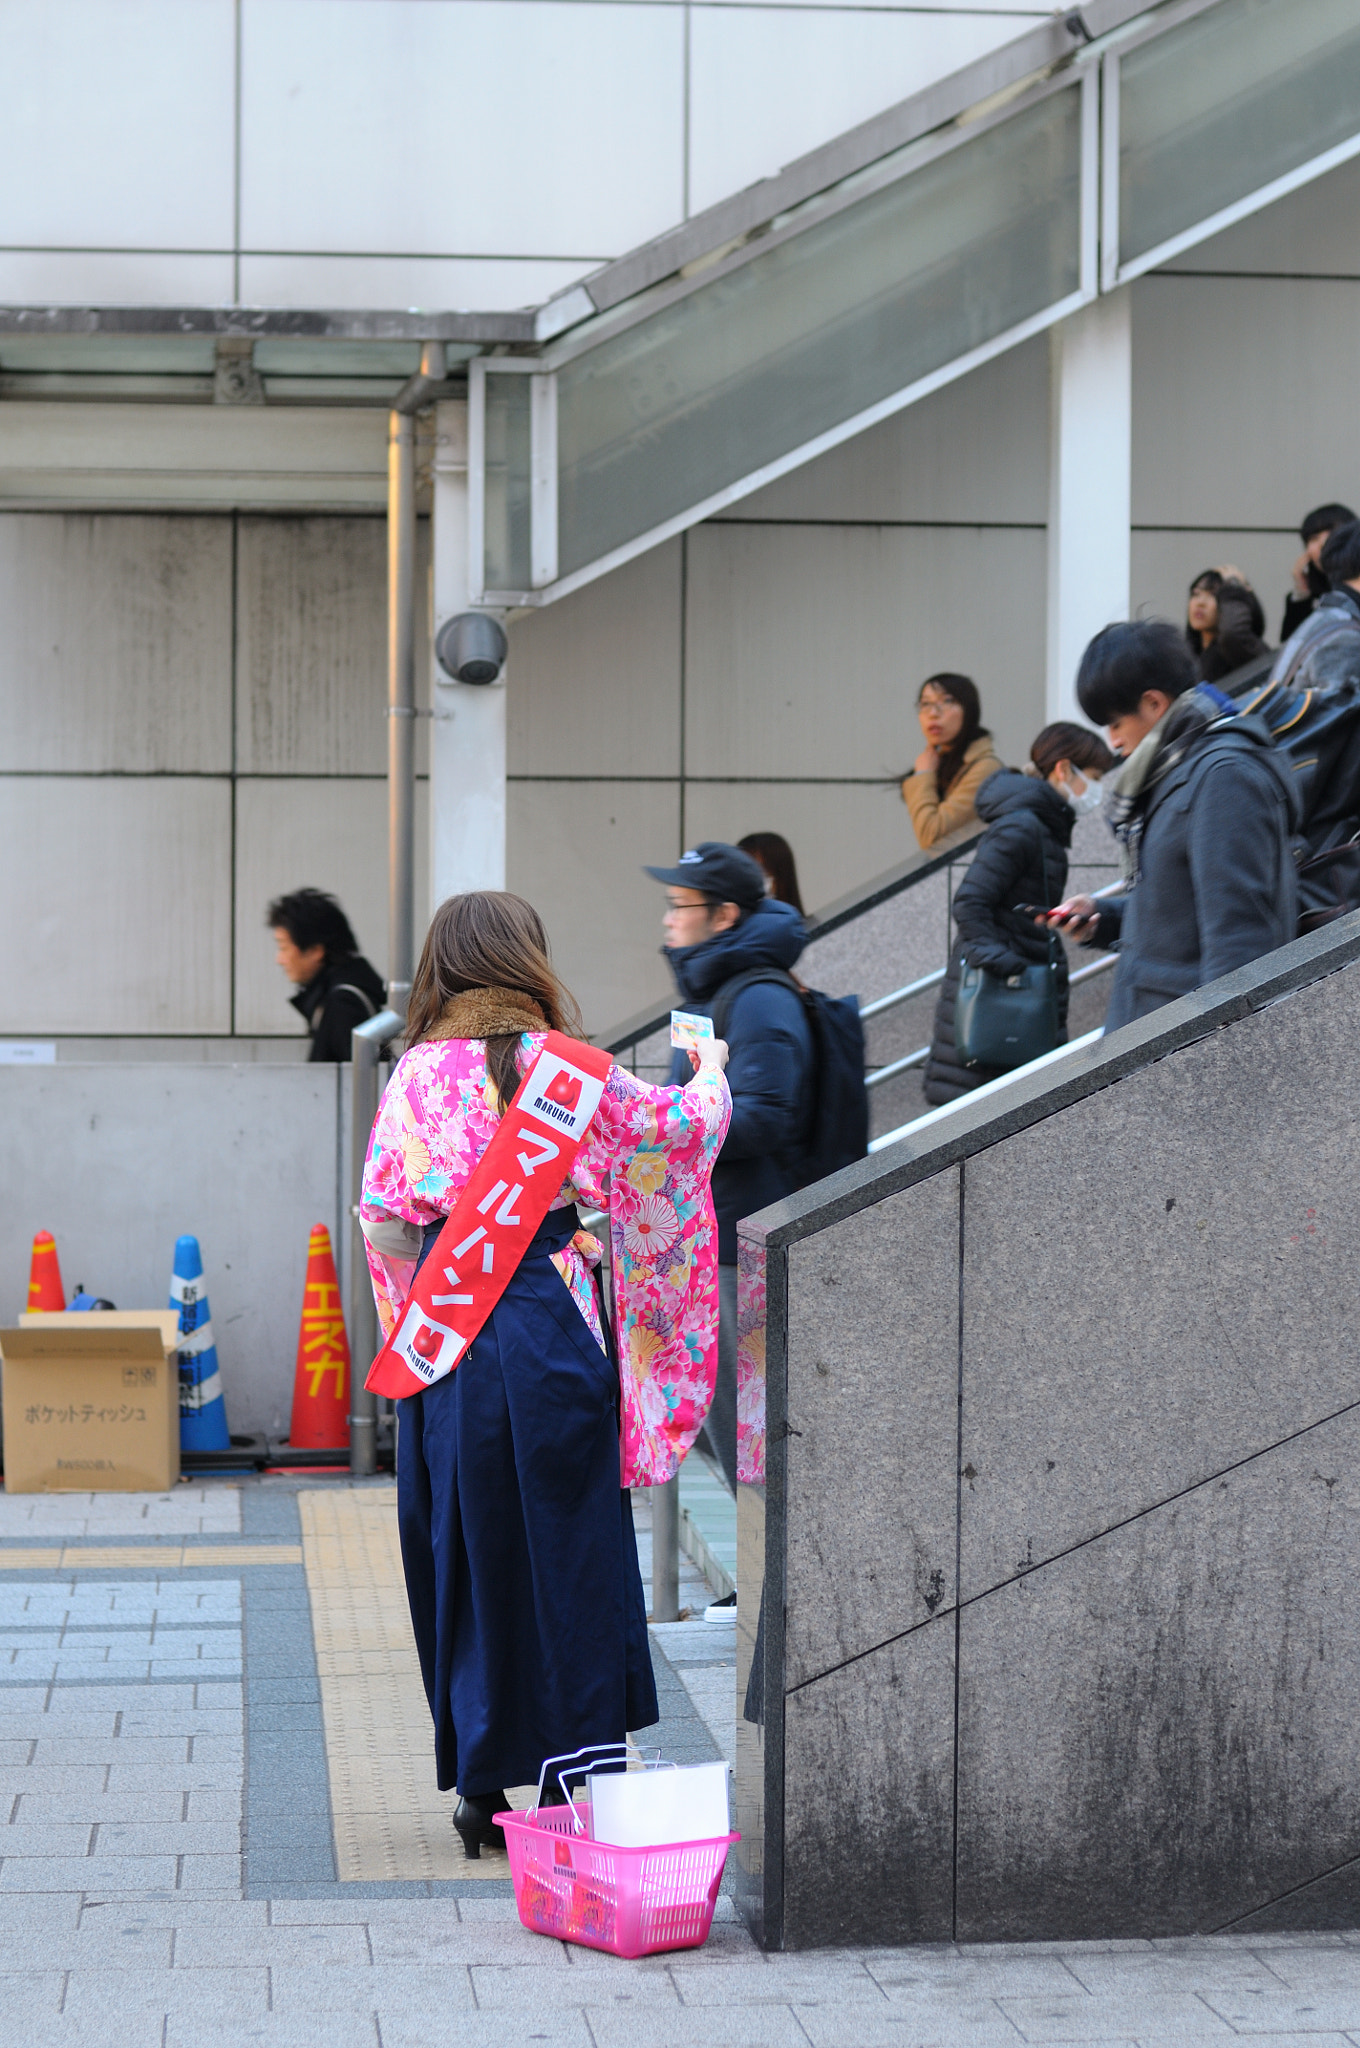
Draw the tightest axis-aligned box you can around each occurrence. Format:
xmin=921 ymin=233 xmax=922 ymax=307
xmin=1093 ymin=715 xmax=1299 ymax=1034
xmin=1195 ymin=583 xmax=1270 ymax=684
xmin=665 ymin=896 xmax=814 ymax=1262
xmin=922 ymin=773 xmax=1073 ymax=1107
xmin=290 ymin=953 xmax=386 ymax=1062
xmin=902 ymin=733 xmax=1004 ymax=849
xmin=1268 ymin=584 xmax=1360 ymax=693
xmin=1280 ymin=556 xmax=1330 ymax=644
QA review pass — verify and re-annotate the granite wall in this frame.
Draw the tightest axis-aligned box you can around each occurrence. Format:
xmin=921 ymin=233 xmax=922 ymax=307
xmin=734 ymin=913 xmax=1360 ymax=1948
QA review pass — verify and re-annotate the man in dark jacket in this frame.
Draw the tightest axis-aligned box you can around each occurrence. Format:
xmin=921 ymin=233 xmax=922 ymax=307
xmin=1279 ymin=501 xmax=1356 ymax=643
xmin=1269 ymin=519 xmax=1360 ymax=693
xmin=268 ymin=888 xmax=386 ymax=1061
xmin=645 ymin=842 xmax=813 ymax=1493
xmin=1055 ymin=622 xmax=1298 ymax=1033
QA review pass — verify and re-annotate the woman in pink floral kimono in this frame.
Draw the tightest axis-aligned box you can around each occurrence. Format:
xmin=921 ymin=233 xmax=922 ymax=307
xmin=361 ymin=892 xmax=730 ymax=1858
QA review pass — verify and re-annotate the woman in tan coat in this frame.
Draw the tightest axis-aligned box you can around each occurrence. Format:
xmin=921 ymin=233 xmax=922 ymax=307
xmin=901 ymin=672 xmax=1003 ymax=848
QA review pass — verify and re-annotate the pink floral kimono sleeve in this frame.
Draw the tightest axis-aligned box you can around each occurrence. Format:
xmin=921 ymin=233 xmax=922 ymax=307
xmin=569 ymin=1062 xmax=730 ymax=1487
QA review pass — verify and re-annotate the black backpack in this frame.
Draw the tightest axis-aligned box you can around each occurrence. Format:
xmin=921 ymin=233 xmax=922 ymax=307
xmin=711 ymin=970 xmax=868 ymax=1190
xmin=1236 ymin=673 xmax=1360 ymax=926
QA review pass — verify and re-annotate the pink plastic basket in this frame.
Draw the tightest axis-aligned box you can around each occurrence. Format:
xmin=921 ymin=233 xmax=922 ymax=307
xmin=495 ymin=1799 xmax=739 ymax=1959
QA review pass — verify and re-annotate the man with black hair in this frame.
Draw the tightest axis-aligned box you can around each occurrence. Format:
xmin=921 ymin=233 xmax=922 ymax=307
xmin=1269 ymin=518 xmax=1360 ymax=694
xmin=1280 ymin=501 xmax=1357 ymax=642
xmin=1051 ymin=621 xmax=1297 ymax=1033
xmin=644 ymin=842 xmax=813 ymax=1496
xmin=268 ymin=887 xmax=386 ymax=1061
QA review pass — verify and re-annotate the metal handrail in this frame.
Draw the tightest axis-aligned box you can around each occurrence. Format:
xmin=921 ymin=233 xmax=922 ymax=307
xmin=859 ymin=966 xmax=946 ymax=1021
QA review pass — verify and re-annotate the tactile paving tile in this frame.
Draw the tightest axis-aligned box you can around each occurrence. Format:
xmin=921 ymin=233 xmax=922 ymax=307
xmin=298 ymin=1487 xmax=520 ymax=1882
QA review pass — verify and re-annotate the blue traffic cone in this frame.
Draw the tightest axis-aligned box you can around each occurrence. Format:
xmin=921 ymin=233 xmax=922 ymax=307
xmin=170 ymin=1234 xmax=230 ymax=1452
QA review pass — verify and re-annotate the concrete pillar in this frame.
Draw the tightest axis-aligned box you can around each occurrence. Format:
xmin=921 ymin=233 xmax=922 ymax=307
xmin=430 ymin=397 xmax=507 ymax=906
xmin=1046 ymin=291 xmax=1132 ymax=727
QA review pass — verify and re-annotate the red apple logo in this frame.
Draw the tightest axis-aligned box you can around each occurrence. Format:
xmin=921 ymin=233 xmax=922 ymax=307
xmin=544 ymin=1069 xmax=582 ymax=1111
xmin=411 ymin=1323 xmax=443 ymax=1363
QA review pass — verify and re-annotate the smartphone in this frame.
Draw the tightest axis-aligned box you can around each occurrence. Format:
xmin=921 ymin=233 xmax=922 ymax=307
xmin=1012 ymin=903 xmax=1056 ymax=922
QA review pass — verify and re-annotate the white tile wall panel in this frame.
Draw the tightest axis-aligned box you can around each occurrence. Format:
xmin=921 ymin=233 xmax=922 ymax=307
xmin=233 ymin=777 xmax=428 ymax=1035
xmin=0 ymin=778 xmax=232 ymax=1034
xmin=684 ymin=522 xmax=1046 ymax=782
xmin=0 ymin=251 xmax=235 ymax=309
xmin=1132 ymin=529 xmax=1300 ymax=650
xmin=687 ymin=7 xmax=1038 ymax=217
xmin=0 ymin=406 xmax=388 ymax=512
xmin=0 ymin=0 xmax=235 ymax=248
xmin=1132 ymin=276 xmax=1360 ymax=532
xmin=1158 ymin=148 xmax=1360 ymax=278
xmin=240 ymin=0 xmax=683 ymax=261
xmin=507 ymin=541 xmax=682 ymax=779
xmin=236 ymin=516 xmax=429 ymax=776
xmin=237 ymin=254 xmax=598 ymax=315
xmin=0 ymin=514 xmax=232 ymax=772
xmin=507 ymin=778 xmax=680 ymax=1034
xmin=735 ymin=337 xmax=1049 ymax=527
xmin=682 ymin=780 xmax=923 ymax=925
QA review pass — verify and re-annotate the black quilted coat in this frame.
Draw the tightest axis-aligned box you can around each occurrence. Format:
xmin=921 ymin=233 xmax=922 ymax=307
xmin=922 ymin=772 xmax=1073 ymax=1106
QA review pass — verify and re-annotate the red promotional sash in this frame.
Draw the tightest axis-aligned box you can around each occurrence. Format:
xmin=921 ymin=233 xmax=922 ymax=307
xmin=365 ymin=1031 xmax=613 ymax=1400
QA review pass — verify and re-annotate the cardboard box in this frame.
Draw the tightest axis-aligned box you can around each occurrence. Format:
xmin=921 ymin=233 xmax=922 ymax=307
xmin=0 ymin=1312 xmax=181 ymax=1492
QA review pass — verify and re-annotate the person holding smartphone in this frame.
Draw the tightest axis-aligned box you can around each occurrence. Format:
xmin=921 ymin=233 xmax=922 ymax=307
xmin=1046 ymin=621 xmax=1298 ymax=1032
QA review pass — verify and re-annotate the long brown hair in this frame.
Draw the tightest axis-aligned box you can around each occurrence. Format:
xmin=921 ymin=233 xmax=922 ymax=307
xmin=405 ymin=892 xmax=585 ymax=1111
xmin=737 ymin=832 xmax=806 ymax=917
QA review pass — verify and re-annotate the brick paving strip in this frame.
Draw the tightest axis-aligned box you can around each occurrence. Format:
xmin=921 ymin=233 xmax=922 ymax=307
xmin=1 ymin=1481 xmax=1359 ymax=2046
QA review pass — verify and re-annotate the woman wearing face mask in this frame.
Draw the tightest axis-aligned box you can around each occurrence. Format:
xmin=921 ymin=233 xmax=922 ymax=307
xmin=901 ymin=673 xmax=1003 ymax=848
xmin=921 ymin=722 xmax=1116 ymax=1106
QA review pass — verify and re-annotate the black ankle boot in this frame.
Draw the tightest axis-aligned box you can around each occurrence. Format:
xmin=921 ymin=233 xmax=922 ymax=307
xmin=453 ymin=1790 xmax=508 ymax=1859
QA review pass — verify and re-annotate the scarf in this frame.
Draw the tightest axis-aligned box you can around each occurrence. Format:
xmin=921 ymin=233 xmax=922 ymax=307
xmin=1104 ymin=684 xmax=1239 ymax=883
xmin=428 ymin=985 xmax=547 ymax=1041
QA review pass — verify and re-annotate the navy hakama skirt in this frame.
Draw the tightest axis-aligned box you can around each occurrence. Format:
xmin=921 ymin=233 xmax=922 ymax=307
xmin=397 ymin=1211 xmax=659 ymax=1795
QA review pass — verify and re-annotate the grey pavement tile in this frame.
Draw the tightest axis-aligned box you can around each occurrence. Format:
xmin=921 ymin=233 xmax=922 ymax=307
xmin=0 ymin=1768 xmax=109 ymax=1798
xmin=998 ymin=1990 xmax=1237 ymax=2038
xmin=472 ymin=1960 xmax=680 ymax=2008
xmin=0 ymin=1854 xmax=180 ymax=1891
xmin=0 ymin=1741 xmax=42 ymax=1765
xmin=10 ymin=2019 xmax=169 ymax=2048
xmin=0 ymin=1891 xmax=84 ymax=1929
xmin=196 ymin=1683 xmax=244 ymax=1707
xmin=1061 ymin=1952 xmax=1293 ymax=1995
xmin=378 ymin=2018 xmax=591 ymax=2048
xmin=270 ymin=1963 xmax=475 ymax=2014
xmin=368 ymin=1919 xmax=570 ymax=1965
xmin=1203 ymin=1990 xmax=1360 ymax=2032
xmin=1254 ymin=1949 xmax=1360 ymax=1992
xmin=0 ymin=1822 xmax=94 ymax=1854
xmin=165 ymin=2023 xmax=381 ymax=2048
xmin=796 ymin=2013 xmax=1041 ymax=2048
xmin=17 ymin=1922 xmax=175 ymax=1969
xmin=63 ymin=1964 xmax=270 ymax=2018
xmin=34 ymin=1739 xmax=190 ymax=1765
xmin=0 ymin=1969 xmax=65 ymax=2018
xmin=186 ymin=1790 xmax=243 ymax=1823
xmin=584 ymin=2007 xmax=810 ymax=2047
xmin=669 ymin=1959 xmax=884 ymax=2006
xmin=106 ymin=1761 xmax=239 ymax=1791
xmin=17 ymin=1793 xmax=187 ymax=1823
xmin=178 ymin=1853 xmax=245 ymax=1889
xmin=173 ymin=1921 xmax=372 ymax=1967
xmin=81 ymin=1898 xmax=269 ymax=1929
xmin=268 ymin=1899 xmax=448 ymax=1924
xmin=0 ymin=1688 xmax=60 ymax=1712
xmin=8 ymin=1715 xmax=121 ymax=1740
xmin=42 ymin=1686 xmax=199 ymax=1712
xmin=866 ymin=1951 xmax=1084 ymax=1997
xmin=92 ymin=1821 xmax=241 ymax=1854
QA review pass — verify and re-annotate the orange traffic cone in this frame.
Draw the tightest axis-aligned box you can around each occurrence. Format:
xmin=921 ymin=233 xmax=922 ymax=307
xmin=288 ymin=1224 xmax=351 ymax=1450
xmin=26 ymin=1231 xmax=64 ymax=1313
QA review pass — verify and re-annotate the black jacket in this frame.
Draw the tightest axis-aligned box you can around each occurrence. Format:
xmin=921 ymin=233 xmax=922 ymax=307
xmin=1281 ymin=557 xmax=1330 ymax=644
xmin=923 ymin=773 xmax=1073 ymax=1107
xmin=664 ymin=897 xmax=814 ymax=1262
xmin=291 ymin=953 xmax=386 ymax=1062
xmin=1095 ymin=715 xmax=1299 ymax=1034
xmin=1269 ymin=583 xmax=1360 ymax=694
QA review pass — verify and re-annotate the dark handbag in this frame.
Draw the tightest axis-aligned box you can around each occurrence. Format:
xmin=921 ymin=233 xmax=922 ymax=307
xmin=953 ymin=817 xmax=1062 ymax=1070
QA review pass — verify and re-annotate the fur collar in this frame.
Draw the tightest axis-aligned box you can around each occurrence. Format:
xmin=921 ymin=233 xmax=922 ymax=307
xmin=429 ymin=985 xmax=546 ymax=1041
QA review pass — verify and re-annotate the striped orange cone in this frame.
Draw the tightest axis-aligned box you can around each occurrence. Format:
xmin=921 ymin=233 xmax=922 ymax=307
xmin=26 ymin=1231 xmax=65 ymax=1312
xmin=288 ymin=1224 xmax=351 ymax=1450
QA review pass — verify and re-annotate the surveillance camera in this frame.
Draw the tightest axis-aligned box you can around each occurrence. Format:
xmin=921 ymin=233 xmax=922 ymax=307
xmin=435 ymin=613 xmax=508 ymax=685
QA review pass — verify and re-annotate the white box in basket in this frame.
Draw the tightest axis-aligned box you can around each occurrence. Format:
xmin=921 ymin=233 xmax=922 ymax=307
xmin=588 ymin=1761 xmax=729 ymax=1848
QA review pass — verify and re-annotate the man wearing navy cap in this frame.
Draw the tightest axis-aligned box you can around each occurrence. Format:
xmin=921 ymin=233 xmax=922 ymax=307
xmin=644 ymin=842 xmax=813 ymax=1495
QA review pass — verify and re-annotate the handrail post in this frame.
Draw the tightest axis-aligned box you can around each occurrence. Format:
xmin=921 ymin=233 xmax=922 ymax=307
xmin=651 ymin=1474 xmax=681 ymax=1622
xmin=349 ymin=1005 xmax=404 ymax=1476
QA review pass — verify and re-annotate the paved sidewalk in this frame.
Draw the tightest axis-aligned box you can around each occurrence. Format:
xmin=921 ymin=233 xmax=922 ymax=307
xmin=1 ymin=1479 xmax=1358 ymax=2047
